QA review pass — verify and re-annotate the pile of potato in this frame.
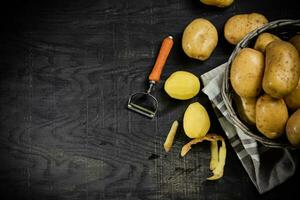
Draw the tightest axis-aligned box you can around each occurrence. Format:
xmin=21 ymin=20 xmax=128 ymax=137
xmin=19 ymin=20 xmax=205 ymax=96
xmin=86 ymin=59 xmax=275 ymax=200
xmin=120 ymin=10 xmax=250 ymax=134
xmin=161 ymin=0 xmax=299 ymax=180
xmin=231 ymin=34 xmax=300 ymax=146
xmin=177 ymin=9 xmax=300 ymax=146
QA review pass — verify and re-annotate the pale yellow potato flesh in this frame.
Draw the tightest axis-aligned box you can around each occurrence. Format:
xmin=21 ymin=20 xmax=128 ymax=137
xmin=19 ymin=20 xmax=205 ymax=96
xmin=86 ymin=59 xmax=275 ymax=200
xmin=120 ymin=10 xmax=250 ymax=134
xmin=180 ymin=133 xmax=227 ymax=180
xmin=209 ymin=141 xmax=218 ymax=171
xmin=164 ymin=120 xmax=179 ymax=152
xmin=183 ymin=102 xmax=211 ymax=139
xmin=207 ymin=139 xmax=226 ymax=180
xmin=164 ymin=71 xmax=200 ymax=100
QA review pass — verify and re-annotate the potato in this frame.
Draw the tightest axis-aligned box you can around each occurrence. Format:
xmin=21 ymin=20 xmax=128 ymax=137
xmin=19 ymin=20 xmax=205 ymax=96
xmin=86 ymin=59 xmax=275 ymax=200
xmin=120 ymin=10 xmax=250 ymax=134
xmin=164 ymin=120 xmax=179 ymax=152
xmin=284 ymin=36 xmax=300 ymax=110
xmin=200 ymin=0 xmax=234 ymax=8
xmin=233 ymin=94 xmax=256 ymax=126
xmin=230 ymin=48 xmax=264 ymax=97
xmin=182 ymin=18 xmax=218 ymax=61
xmin=256 ymin=94 xmax=289 ymax=139
xmin=290 ymin=35 xmax=300 ymax=53
xmin=164 ymin=71 xmax=200 ymax=100
xmin=284 ymin=79 xmax=300 ymax=110
xmin=224 ymin=13 xmax=268 ymax=45
xmin=263 ymin=40 xmax=300 ymax=98
xmin=286 ymin=109 xmax=300 ymax=146
xmin=183 ymin=102 xmax=210 ymax=138
xmin=254 ymin=33 xmax=281 ymax=53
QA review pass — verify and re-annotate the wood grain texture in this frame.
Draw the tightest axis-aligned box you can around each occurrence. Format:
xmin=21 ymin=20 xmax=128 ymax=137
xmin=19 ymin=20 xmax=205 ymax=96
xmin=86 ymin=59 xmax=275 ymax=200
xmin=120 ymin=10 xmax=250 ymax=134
xmin=0 ymin=0 xmax=299 ymax=199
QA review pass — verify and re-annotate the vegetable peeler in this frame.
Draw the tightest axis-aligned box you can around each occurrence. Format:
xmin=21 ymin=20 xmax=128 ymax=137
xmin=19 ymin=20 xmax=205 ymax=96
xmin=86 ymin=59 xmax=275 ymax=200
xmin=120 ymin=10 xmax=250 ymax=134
xmin=127 ymin=36 xmax=174 ymax=118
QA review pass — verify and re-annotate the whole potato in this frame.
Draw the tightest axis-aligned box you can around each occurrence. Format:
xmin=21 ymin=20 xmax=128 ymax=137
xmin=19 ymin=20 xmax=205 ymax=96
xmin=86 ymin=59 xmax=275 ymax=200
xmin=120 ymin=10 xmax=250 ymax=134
xmin=286 ymin=109 xmax=300 ymax=147
xmin=284 ymin=35 xmax=300 ymax=110
xmin=233 ymin=94 xmax=256 ymax=126
xmin=200 ymin=0 xmax=234 ymax=8
xmin=254 ymin=33 xmax=281 ymax=53
xmin=263 ymin=40 xmax=300 ymax=98
xmin=230 ymin=48 xmax=264 ymax=97
xmin=183 ymin=102 xmax=210 ymax=139
xmin=256 ymin=94 xmax=289 ymax=139
xmin=290 ymin=35 xmax=300 ymax=53
xmin=164 ymin=71 xmax=200 ymax=100
xmin=182 ymin=18 xmax=218 ymax=61
xmin=224 ymin=13 xmax=268 ymax=45
xmin=284 ymin=79 xmax=300 ymax=110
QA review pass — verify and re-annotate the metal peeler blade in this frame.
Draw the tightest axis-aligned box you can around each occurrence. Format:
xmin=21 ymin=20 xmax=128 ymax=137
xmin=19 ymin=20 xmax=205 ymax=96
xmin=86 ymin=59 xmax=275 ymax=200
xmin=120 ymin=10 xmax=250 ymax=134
xmin=127 ymin=36 xmax=173 ymax=118
xmin=127 ymin=91 xmax=158 ymax=118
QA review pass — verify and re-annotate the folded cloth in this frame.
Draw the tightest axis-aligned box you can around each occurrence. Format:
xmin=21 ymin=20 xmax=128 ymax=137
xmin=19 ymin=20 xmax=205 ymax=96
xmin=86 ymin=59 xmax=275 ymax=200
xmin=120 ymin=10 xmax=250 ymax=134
xmin=200 ymin=63 xmax=296 ymax=194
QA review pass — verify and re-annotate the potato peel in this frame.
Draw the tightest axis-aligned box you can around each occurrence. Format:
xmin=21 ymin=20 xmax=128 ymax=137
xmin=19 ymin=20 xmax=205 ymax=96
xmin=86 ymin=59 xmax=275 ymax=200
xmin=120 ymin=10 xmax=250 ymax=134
xmin=180 ymin=137 xmax=204 ymax=157
xmin=164 ymin=120 xmax=179 ymax=152
xmin=180 ymin=134 xmax=217 ymax=157
xmin=180 ymin=133 xmax=227 ymax=180
xmin=209 ymin=141 xmax=218 ymax=171
xmin=207 ymin=139 xmax=226 ymax=181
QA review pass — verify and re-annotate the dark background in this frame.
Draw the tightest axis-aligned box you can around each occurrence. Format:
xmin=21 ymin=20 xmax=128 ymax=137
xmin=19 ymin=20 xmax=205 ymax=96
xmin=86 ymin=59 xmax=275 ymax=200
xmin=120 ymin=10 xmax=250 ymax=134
xmin=0 ymin=0 xmax=299 ymax=199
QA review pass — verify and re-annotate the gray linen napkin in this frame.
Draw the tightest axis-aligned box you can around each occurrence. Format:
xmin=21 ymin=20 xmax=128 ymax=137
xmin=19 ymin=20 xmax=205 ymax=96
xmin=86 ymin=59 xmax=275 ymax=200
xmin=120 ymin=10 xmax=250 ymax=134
xmin=200 ymin=63 xmax=296 ymax=194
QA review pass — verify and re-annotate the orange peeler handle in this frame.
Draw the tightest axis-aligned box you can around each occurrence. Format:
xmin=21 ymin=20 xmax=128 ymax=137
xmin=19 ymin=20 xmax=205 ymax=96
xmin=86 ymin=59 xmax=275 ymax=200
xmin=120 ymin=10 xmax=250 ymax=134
xmin=149 ymin=36 xmax=174 ymax=82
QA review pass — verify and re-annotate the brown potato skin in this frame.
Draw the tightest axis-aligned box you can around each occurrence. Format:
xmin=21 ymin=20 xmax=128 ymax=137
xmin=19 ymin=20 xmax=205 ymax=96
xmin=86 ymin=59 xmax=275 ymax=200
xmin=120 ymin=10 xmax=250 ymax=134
xmin=224 ymin=13 xmax=268 ymax=45
xmin=284 ymin=35 xmax=300 ymax=110
xmin=234 ymin=94 xmax=256 ymax=126
xmin=254 ymin=33 xmax=281 ymax=53
xmin=263 ymin=40 xmax=300 ymax=98
xmin=286 ymin=109 xmax=300 ymax=146
xmin=230 ymin=48 xmax=264 ymax=98
xmin=256 ymin=94 xmax=289 ymax=139
xmin=290 ymin=35 xmax=300 ymax=53
xmin=200 ymin=0 xmax=234 ymax=8
xmin=182 ymin=18 xmax=218 ymax=61
xmin=284 ymin=79 xmax=300 ymax=110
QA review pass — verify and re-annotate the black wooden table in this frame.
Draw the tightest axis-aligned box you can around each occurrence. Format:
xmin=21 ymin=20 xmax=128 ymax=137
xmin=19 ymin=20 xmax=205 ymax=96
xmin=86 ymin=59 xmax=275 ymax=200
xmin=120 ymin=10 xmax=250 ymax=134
xmin=0 ymin=0 xmax=299 ymax=199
